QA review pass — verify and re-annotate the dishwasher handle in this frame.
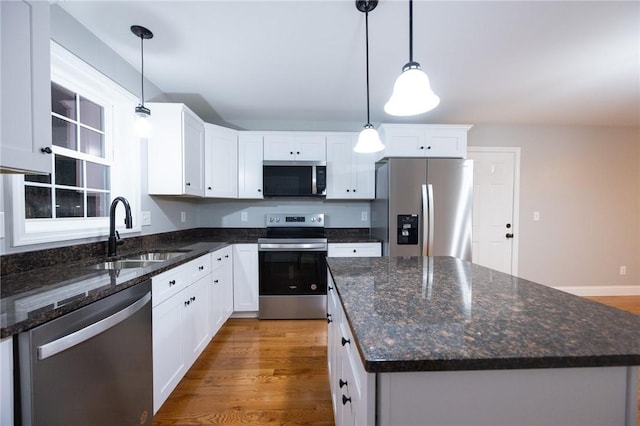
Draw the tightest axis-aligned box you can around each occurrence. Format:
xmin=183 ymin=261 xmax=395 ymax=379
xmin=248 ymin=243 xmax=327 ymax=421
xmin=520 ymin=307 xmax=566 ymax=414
xmin=37 ymin=291 xmax=151 ymax=361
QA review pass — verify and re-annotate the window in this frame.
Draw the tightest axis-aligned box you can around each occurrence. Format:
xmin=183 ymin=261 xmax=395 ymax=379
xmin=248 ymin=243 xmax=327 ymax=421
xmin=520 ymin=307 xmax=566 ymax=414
xmin=12 ymin=42 xmax=141 ymax=246
xmin=25 ymin=82 xmax=111 ymax=220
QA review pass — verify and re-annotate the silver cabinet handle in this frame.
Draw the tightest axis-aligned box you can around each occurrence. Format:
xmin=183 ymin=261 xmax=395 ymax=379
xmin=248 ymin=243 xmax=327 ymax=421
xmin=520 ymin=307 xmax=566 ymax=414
xmin=37 ymin=291 xmax=151 ymax=361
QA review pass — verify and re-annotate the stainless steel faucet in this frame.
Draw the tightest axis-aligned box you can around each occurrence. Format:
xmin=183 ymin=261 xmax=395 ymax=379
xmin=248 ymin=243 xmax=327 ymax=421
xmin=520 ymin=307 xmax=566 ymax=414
xmin=108 ymin=196 xmax=133 ymax=257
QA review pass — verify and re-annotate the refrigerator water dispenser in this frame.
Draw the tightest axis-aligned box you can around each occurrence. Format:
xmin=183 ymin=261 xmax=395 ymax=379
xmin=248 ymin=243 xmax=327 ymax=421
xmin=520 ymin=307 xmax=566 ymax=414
xmin=397 ymin=214 xmax=419 ymax=245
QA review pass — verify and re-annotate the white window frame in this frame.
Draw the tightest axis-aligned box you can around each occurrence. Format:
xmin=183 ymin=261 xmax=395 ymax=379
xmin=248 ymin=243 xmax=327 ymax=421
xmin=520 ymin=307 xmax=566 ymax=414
xmin=11 ymin=41 xmax=142 ymax=246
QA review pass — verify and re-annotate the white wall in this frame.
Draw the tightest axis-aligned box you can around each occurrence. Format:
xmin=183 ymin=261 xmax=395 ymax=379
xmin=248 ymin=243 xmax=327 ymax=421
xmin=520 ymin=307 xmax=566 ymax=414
xmin=468 ymin=124 xmax=640 ymax=292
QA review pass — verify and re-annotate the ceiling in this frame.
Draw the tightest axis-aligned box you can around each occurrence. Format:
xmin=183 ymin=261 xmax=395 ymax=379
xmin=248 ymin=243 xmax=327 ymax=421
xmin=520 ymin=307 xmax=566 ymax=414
xmin=58 ymin=1 xmax=639 ymax=131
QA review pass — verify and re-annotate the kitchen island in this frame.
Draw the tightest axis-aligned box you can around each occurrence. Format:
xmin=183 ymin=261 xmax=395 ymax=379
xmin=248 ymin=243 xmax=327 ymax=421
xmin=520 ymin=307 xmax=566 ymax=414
xmin=326 ymin=256 xmax=640 ymax=426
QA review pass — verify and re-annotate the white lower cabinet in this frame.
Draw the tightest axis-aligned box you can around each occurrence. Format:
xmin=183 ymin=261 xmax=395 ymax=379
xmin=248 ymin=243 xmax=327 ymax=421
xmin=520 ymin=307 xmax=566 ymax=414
xmin=1 ymin=337 xmax=13 ymax=426
xmin=233 ymin=244 xmax=259 ymax=314
xmin=327 ymin=275 xmax=375 ymax=426
xmin=152 ymin=255 xmax=212 ymax=413
xmin=210 ymin=246 xmax=233 ymax=337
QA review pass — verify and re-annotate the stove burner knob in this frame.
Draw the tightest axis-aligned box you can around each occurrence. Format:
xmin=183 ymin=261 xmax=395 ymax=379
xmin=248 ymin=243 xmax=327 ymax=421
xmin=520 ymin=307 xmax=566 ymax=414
xmin=276 ymin=218 xmax=280 ymax=222
xmin=317 ymin=216 xmax=322 ymax=222
xmin=269 ymin=217 xmax=274 ymax=222
xmin=311 ymin=217 xmax=315 ymax=222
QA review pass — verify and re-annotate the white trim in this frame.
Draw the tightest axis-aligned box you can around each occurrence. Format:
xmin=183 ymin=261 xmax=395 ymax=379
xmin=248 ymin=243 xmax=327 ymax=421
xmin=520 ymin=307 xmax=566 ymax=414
xmin=553 ymin=285 xmax=640 ymax=297
xmin=11 ymin=41 xmax=141 ymax=247
xmin=467 ymin=146 xmax=521 ymax=276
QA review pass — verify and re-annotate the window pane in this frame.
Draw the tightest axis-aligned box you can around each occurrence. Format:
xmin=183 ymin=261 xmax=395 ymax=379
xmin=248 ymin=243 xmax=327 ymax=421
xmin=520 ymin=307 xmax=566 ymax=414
xmin=55 ymin=156 xmax=83 ymax=187
xmin=86 ymin=162 xmax=110 ymax=190
xmin=52 ymin=116 xmax=77 ymax=150
xmin=79 ymin=96 xmax=103 ymax=130
xmin=87 ymin=192 xmax=109 ymax=217
xmin=25 ymin=186 xmax=52 ymax=218
xmin=80 ymin=127 xmax=105 ymax=157
xmin=51 ymin=83 xmax=76 ymax=119
xmin=55 ymin=189 xmax=84 ymax=218
xmin=25 ymin=174 xmax=52 ymax=184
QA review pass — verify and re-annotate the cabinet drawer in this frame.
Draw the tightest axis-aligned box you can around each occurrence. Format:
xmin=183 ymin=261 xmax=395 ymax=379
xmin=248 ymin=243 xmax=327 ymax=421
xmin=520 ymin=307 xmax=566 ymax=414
xmin=328 ymin=243 xmax=381 ymax=258
xmin=185 ymin=254 xmax=211 ymax=283
xmin=211 ymin=246 xmax=232 ymax=271
xmin=152 ymin=266 xmax=186 ymax=307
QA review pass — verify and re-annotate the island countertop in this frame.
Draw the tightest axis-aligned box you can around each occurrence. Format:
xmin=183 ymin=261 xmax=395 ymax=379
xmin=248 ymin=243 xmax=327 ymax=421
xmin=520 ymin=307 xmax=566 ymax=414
xmin=326 ymin=256 xmax=640 ymax=373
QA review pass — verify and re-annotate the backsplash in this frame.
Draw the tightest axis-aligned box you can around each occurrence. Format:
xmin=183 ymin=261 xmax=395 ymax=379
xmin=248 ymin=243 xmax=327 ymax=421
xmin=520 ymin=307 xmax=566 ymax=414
xmin=0 ymin=227 xmax=372 ymax=276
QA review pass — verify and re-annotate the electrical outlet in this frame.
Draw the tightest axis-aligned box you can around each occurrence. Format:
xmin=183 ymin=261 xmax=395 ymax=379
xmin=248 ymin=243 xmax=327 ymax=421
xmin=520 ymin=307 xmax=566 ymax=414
xmin=180 ymin=211 xmax=186 ymax=223
xmin=141 ymin=211 xmax=151 ymax=226
xmin=0 ymin=212 xmax=4 ymax=239
xmin=619 ymin=266 xmax=627 ymax=276
xmin=533 ymin=211 xmax=540 ymax=221
xmin=241 ymin=211 xmax=248 ymax=222
xmin=361 ymin=211 xmax=368 ymax=222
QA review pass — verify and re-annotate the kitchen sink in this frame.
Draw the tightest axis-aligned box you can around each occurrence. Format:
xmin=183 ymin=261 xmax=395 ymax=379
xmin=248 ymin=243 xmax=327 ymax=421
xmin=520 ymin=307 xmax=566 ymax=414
xmin=89 ymin=250 xmax=191 ymax=270
xmin=124 ymin=251 xmax=189 ymax=262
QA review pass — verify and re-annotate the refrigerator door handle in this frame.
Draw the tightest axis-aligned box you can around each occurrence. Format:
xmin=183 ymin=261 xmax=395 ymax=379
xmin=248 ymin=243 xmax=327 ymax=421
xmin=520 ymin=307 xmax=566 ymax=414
xmin=421 ymin=184 xmax=435 ymax=256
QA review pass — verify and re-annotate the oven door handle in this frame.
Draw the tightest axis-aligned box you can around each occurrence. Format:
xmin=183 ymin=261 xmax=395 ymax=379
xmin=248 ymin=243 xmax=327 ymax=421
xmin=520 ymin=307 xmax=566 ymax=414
xmin=259 ymin=243 xmax=327 ymax=251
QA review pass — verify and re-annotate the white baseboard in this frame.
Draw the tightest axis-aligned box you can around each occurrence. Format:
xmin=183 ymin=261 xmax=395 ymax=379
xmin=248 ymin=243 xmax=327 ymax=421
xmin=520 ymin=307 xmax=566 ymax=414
xmin=553 ymin=285 xmax=640 ymax=297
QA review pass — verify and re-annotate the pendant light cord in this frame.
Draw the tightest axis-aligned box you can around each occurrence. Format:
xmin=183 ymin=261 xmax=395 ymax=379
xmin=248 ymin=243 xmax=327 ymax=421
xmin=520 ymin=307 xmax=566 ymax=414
xmin=409 ymin=0 xmax=413 ymax=63
xmin=140 ymin=35 xmax=145 ymax=105
xmin=365 ymin=9 xmax=371 ymax=125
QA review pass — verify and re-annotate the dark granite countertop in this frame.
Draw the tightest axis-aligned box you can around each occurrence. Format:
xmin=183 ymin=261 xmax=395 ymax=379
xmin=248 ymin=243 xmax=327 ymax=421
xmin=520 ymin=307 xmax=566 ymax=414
xmin=326 ymin=256 xmax=640 ymax=373
xmin=0 ymin=241 xmax=228 ymax=338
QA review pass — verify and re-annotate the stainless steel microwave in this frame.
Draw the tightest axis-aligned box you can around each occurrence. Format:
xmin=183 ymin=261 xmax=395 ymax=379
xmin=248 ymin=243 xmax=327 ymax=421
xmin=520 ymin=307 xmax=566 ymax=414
xmin=263 ymin=161 xmax=327 ymax=197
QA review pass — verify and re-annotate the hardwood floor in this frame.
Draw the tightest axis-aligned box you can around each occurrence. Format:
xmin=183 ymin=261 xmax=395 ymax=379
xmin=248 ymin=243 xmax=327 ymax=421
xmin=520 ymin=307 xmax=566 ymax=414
xmin=153 ymin=297 xmax=639 ymax=425
xmin=152 ymin=319 xmax=334 ymax=425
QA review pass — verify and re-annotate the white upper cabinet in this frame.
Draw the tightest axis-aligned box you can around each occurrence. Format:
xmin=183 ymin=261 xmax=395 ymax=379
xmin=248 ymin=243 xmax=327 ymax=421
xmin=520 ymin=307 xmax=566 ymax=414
xmin=238 ymin=133 xmax=264 ymax=199
xmin=378 ymin=124 xmax=472 ymax=159
xmin=0 ymin=1 xmax=52 ymax=174
xmin=147 ymin=103 xmax=205 ymax=196
xmin=326 ymin=134 xmax=375 ymax=199
xmin=205 ymin=123 xmax=238 ymax=198
xmin=263 ymin=133 xmax=326 ymax=162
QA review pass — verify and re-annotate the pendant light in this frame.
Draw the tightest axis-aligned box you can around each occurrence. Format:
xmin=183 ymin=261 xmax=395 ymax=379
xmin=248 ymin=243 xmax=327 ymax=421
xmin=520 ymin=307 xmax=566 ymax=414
xmin=131 ymin=25 xmax=153 ymax=138
xmin=384 ymin=0 xmax=440 ymax=116
xmin=353 ymin=0 xmax=385 ymax=154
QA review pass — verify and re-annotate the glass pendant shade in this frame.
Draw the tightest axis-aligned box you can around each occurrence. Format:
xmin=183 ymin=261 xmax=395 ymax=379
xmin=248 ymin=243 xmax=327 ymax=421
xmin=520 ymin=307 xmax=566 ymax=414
xmin=134 ymin=105 xmax=151 ymax=138
xmin=385 ymin=61 xmax=440 ymax=116
xmin=354 ymin=124 xmax=385 ymax=153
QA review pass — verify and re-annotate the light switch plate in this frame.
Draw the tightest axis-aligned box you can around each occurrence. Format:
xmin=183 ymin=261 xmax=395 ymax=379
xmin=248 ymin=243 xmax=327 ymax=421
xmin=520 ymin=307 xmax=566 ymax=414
xmin=241 ymin=211 xmax=248 ymax=222
xmin=180 ymin=211 xmax=186 ymax=223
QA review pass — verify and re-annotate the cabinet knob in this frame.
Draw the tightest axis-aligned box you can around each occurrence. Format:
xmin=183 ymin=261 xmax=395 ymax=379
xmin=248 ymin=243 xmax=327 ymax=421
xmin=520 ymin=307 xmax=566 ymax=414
xmin=427 ymin=146 xmax=432 ymax=150
xmin=40 ymin=147 xmax=52 ymax=154
xmin=346 ymin=189 xmax=350 ymax=192
xmin=186 ymin=182 xmax=191 ymax=186
xmin=191 ymin=296 xmax=196 ymax=302
xmin=506 ymin=233 xmax=514 ymax=239
xmin=353 ymin=189 xmax=356 ymax=192
xmin=214 ymin=279 xmax=219 ymax=283
xmin=341 ymin=337 xmax=350 ymax=346
xmin=199 ymin=265 xmax=204 ymax=270
xmin=184 ymin=300 xmax=190 ymax=306
xmin=290 ymin=151 xmax=294 ymax=155
xmin=420 ymin=146 xmax=424 ymax=150
xmin=208 ymin=186 xmax=212 ymax=190
xmin=296 ymin=151 xmax=300 ymax=155
xmin=217 ymin=258 xmax=222 ymax=261
xmin=327 ymin=313 xmax=332 ymax=324
xmin=353 ymin=249 xmax=357 ymax=253
xmin=339 ymin=379 xmax=348 ymax=389
xmin=169 ymin=280 xmax=176 ymax=286
xmin=225 ymin=255 xmax=229 ymax=258
xmin=257 ymin=189 xmax=262 ymax=192
xmin=342 ymin=395 xmax=352 ymax=405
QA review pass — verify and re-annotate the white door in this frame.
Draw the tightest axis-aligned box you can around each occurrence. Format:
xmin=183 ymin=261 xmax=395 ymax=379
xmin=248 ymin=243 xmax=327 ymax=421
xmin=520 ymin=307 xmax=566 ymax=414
xmin=467 ymin=148 xmax=520 ymax=275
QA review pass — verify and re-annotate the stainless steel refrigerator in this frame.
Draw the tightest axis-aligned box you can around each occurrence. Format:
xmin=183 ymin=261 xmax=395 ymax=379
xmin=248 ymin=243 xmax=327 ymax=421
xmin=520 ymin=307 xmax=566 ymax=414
xmin=371 ymin=158 xmax=473 ymax=260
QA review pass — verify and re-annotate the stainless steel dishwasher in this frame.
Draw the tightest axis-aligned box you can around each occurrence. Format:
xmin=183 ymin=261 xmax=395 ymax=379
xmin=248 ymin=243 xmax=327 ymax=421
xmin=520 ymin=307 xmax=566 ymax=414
xmin=17 ymin=280 xmax=153 ymax=426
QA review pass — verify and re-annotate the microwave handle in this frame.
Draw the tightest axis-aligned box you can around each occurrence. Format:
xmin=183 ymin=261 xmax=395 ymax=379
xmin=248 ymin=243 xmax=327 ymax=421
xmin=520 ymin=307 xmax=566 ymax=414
xmin=312 ymin=165 xmax=318 ymax=195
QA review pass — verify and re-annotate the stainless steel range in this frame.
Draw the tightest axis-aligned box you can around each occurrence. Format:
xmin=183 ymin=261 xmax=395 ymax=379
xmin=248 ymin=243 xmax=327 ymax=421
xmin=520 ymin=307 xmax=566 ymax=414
xmin=258 ymin=213 xmax=327 ymax=319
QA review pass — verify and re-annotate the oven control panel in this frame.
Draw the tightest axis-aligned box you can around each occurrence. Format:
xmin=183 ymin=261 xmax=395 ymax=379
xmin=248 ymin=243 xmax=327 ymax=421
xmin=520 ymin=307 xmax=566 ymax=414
xmin=265 ymin=213 xmax=324 ymax=227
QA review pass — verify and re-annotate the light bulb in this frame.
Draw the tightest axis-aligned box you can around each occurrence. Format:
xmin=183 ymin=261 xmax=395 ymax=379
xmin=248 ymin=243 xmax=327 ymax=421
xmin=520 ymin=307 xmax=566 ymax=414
xmin=385 ymin=62 xmax=440 ymax=117
xmin=354 ymin=125 xmax=385 ymax=153
xmin=134 ymin=105 xmax=151 ymax=138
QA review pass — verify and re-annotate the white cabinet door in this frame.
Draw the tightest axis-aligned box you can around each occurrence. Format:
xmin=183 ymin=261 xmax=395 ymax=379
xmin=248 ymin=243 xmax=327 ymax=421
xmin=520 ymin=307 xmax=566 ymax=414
xmin=238 ymin=134 xmax=264 ymax=199
xmin=183 ymin=276 xmax=211 ymax=366
xmin=263 ymin=134 xmax=326 ymax=162
xmin=210 ymin=267 xmax=225 ymax=337
xmin=147 ymin=103 xmax=205 ymax=196
xmin=328 ymin=243 xmax=381 ymax=258
xmin=233 ymin=244 xmax=259 ymax=312
xmin=0 ymin=1 xmax=52 ymax=174
xmin=152 ymin=292 xmax=186 ymax=413
xmin=183 ymin=110 xmax=205 ymax=196
xmin=221 ymin=250 xmax=234 ymax=321
xmin=205 ymin=123 xmax=238 ymax=198
xmin=326 ymin=134 xmax=375 ymax=200
xmin=0 ymin=337 xmax=13 ymax=426
xmin=378 ymin=124 xmax=471 ymax=159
